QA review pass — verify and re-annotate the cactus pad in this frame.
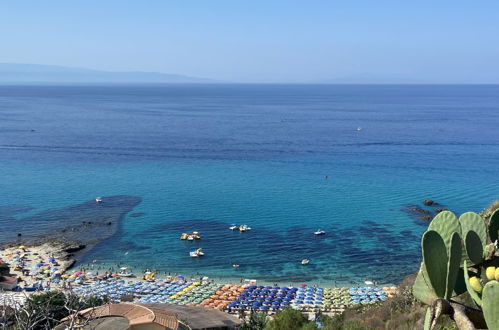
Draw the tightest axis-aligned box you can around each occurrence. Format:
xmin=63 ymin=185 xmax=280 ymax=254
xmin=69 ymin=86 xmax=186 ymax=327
xmin=413 ymin=267 xmax=438 ymax=304
xmin=459 ymin=212 xmax=487 ymax=265
xmin=463 ymin=260 xmax=482 ymax=307
xmin=428 ymin=211 xmax=460 ymax=247
xmin=423 ymin=230 xmax=449 ymax=298
xmin=482 ymin=280 xmax=499 ymax=330
xmin=490 ymin=209 xmax=499 ymax=243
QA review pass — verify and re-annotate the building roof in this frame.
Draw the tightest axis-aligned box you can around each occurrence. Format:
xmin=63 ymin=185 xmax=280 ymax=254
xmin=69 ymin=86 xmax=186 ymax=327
xmin=61 ymin=303 xmax=179 ymax=329
xmin=142 ymin=303 xmax=243 ymax=330
xmin=60 ymin=302 xmax=242 ymax=330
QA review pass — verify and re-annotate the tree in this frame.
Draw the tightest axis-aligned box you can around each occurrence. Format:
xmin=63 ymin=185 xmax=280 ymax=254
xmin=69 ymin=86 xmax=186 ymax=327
xmin=241 ymin=310 xmax=268 ymax=330
xmin=264 ymin=308 xmax=309 ymax=330
xmin=12 ymin=291 xmax=108 ymax=329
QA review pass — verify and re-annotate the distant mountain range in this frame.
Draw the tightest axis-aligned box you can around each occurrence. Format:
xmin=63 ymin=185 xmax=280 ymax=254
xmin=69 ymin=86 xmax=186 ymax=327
xmin=0 ymin=63 xmax=216 ymax=84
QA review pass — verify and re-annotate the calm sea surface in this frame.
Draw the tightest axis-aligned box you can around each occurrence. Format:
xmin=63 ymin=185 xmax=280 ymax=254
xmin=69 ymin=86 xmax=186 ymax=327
xmin=1 ymin=84 xmax=498 ymax=285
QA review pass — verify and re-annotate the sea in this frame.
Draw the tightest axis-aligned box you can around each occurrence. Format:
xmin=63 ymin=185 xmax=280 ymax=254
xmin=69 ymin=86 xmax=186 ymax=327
xmin=1 ymin=84 xmax=498 ymax=286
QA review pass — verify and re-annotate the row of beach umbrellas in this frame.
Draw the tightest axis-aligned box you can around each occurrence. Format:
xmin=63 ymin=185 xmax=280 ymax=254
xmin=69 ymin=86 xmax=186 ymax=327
xmin=71 ymin=277 xmax=397 ymax=310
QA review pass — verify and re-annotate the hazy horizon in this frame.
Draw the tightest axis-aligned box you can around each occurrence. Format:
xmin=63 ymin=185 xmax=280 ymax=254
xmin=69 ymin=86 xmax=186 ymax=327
xmin=1 ymin=1 xmax=499 ymax=83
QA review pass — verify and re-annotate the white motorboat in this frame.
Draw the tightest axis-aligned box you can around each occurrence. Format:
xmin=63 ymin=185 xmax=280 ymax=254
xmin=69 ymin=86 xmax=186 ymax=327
xmin=95 ymin=197 xmax=103 ymax=203
xmin=229 ymin=224 xmax=238 ymax=230
xmin=190 ymin=248 xmax=205 ymax=257
xmin=118 ymin=267 xmax=134 ymax=277
xmin=314 ymin=229 xmax=326 ymax=235
xmin=301 ymin=259 xmax=310 ymax=265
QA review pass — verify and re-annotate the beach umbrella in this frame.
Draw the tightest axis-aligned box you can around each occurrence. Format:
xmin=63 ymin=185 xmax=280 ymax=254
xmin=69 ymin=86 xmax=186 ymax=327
xmin=18 ymin=245 xmax=26 ymax=249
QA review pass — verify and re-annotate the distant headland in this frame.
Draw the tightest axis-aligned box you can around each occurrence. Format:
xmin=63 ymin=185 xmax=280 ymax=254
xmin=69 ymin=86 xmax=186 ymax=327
xmin=0 ymin=63 xmax=217 ymax=84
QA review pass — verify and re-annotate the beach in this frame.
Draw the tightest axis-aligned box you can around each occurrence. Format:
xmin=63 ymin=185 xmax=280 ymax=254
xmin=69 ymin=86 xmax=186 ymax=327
xmin=0 ymin=240 xmax=399 ymax=315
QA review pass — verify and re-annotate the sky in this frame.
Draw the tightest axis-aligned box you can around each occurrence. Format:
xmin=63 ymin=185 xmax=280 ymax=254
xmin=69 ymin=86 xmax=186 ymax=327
xmin=1 ymin=1 xmax=499 ymax=83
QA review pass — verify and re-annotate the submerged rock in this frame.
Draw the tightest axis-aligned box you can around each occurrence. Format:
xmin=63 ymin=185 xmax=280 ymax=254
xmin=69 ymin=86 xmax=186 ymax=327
xmin=402 ymin=204 xmax=435 ymax=224
xmin=63 ymin=244 xmax=86 ymax=253
xmin=423 ymin=199 xmax=439 ymax=206
xmin=1 ymin=195 xmax=141 ymax=245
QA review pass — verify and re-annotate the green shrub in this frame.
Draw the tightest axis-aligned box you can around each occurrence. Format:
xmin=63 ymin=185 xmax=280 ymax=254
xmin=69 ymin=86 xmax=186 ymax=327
xmin=264 ymin=308 xmax=309 ymax=330
xmin=241 ymin=310 xmax=268 ymax=330
xmin=14 ymin=291 xmax=108 ymax=330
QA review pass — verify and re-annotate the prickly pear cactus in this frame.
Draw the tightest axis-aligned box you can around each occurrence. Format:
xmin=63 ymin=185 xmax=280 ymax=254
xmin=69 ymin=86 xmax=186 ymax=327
xmin=459 ymin=212 xmax=487 ymax=265
xmin=414 ymin=207 xmax=499 ymax=330
xmin=427 ymin=211 xmax=461 ymax=247
xmin=482 ymin=280 xmax=499 ymax=330
xmin=446 ymin=232 xmax=463 ymax=298
xmin=413 ymin=267 xmax=438 ymax=304
xmin=422 ymin=230 xmax=461 ymax=299
xmin=490 ymin=209 xmax=499 ymax=243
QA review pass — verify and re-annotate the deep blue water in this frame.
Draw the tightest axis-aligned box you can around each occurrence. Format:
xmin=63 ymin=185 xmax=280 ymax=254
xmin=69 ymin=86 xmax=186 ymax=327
xmin=1 ymin=84 xmax=499 ymax=285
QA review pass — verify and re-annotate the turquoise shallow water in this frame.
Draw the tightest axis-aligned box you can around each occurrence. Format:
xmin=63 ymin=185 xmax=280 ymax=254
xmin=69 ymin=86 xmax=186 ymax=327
xmin=1 ymin=84 xmax=498 ymax=285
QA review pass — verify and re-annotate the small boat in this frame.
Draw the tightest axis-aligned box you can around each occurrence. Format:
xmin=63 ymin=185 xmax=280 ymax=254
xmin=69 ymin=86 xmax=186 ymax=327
xmin=301 ymin=259 xmax=310 ymax=265
xmin=118 ymin=267 xmax=134 ymax=277
xmin=357 ymin=127 xmax=363 ymax=131
xmin=364 ymin=280 xmax=374 ymax=285
xmin=232 ymin=264 xmax=240 ymax=268
xmin=314 ymin=229 xmax=326 ymax=235
xmin=143 ymin=271 xmax=155 ymax=281
xmin=95 ymin=197 xmax=103 ymax=203
xmin=189 ymin=248 xmax=205 ymax=257
xmin=180 ymin=232 xmax=201 ymax=240
xmin=239 ymin=225 xmax=252 ymax=232
xmin=229 ymin=224 xmax=238 ymax=230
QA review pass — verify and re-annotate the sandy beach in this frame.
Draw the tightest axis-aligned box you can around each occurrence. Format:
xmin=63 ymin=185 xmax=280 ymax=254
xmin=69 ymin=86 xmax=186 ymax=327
xmin=0 ymin=239 xmax=399 ymax=318
xmin=0 ymin=241 xmax=82 ymax=289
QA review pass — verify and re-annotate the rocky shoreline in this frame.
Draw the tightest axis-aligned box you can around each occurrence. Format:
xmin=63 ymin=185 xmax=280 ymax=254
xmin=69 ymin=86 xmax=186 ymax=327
xmin=0 ymin=239 xmax=87 ymax=273
xmin=0 ymin=195 xmax=142 ymax=272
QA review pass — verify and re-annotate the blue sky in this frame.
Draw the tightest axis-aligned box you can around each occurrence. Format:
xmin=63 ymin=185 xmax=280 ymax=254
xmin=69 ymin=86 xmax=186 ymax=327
xmin=1 ymin=1 xmax=498 ymax=83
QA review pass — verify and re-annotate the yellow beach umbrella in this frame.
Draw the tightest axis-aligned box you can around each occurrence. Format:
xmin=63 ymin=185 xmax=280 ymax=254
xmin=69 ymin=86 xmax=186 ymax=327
xmin=18 ymin=245 xmax=26 ymax=249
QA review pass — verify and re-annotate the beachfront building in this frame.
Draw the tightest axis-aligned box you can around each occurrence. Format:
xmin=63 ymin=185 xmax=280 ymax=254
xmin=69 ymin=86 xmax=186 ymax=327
xmin=57 ymin=302 xmax=242 ymax=330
